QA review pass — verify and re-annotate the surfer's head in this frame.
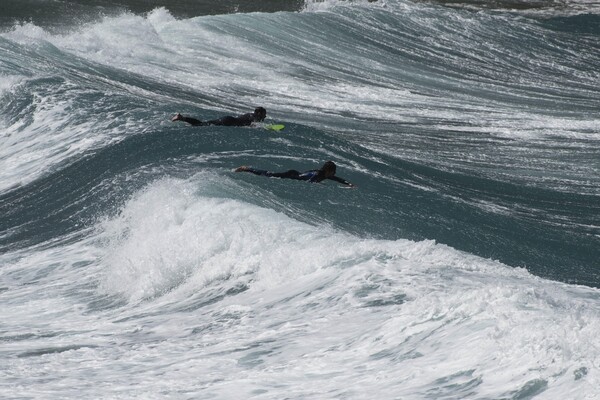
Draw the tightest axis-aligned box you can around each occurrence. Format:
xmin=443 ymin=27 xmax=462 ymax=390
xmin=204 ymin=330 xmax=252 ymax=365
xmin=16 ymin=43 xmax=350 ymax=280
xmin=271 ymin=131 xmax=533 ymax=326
xmin=321 ymin=161 xmax=336 ymax=178
xmin=254 ymin=107 xmax=267 ymax=121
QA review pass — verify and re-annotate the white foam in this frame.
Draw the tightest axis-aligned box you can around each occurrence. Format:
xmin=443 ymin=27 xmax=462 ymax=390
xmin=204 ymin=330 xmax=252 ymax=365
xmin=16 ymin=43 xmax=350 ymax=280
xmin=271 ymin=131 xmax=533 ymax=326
xmin=0 ymin=80 xmax=131 ymax=190
xmin=3 ymin=22 xmax=49 ymax=43
xmin=93 ymin=176 xmax=600 ymax=398
xmin=0 ymin=74 xmax=25 ymax=97
xmin=51 ymin=9 xmax=176 ymax=75
xmin=99 ymin=176 xmax=368 ymax=302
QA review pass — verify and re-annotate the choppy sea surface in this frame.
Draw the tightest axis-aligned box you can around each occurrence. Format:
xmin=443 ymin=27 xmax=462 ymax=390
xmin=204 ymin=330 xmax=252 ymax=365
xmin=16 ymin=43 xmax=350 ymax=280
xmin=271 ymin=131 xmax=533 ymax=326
xmin=1 ymin=0 xmax=599 ymax=398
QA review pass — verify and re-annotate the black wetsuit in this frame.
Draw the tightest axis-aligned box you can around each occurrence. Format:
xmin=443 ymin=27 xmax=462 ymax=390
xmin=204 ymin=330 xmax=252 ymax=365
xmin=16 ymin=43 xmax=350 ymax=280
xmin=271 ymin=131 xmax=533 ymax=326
xmin=242 ymin=168 xmax=352 ymax=186
xmin=179 ymin=113 xmax=257 ymax=127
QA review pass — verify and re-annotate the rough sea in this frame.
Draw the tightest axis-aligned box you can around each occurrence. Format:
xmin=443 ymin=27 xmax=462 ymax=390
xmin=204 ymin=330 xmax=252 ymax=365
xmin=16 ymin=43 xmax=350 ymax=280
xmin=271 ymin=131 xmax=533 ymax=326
xmin=1 ymin=0 xmax=599 ymax=398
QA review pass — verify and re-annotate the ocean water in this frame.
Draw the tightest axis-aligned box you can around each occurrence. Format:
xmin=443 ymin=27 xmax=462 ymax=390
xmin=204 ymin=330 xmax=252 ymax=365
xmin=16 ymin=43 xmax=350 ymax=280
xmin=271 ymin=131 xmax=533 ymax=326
xmin=1 ymin=0 xmax=599 ymax=398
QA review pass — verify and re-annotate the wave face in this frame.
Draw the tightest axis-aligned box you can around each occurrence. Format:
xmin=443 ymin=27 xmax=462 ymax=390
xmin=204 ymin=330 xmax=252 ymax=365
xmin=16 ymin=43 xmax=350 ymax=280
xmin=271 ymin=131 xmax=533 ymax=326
xmin=1 ymin=1 xmax=599 ymax=398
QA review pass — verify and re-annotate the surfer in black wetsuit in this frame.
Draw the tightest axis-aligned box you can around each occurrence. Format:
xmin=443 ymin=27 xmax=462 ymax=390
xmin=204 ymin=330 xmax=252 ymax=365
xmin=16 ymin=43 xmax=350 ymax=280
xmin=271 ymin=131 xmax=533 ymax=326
xmin=234 ymin=161 xmax=355 ymax=187
xmin=171 ymin=107 xmax=267 ymax=126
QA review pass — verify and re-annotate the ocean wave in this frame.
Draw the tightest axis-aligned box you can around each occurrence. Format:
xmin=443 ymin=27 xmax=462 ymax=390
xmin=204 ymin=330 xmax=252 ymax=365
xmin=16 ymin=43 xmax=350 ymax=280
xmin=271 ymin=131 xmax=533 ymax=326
xmin=2 ymin=175 xmax=600 ymax=398
xmin=1 ymin=2 xmax=600 ymax=396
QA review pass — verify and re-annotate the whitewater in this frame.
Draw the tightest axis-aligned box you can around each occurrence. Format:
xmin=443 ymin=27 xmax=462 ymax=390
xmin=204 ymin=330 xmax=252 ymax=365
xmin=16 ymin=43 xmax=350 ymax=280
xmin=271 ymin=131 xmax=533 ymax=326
xmin=1 ymin=0 xmax=599 ymax=398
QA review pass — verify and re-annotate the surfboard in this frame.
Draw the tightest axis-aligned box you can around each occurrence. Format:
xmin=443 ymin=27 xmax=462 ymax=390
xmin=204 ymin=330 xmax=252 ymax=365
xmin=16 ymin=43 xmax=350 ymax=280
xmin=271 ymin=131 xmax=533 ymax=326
xmin=265 ymin=124 xmax=285 ymax=132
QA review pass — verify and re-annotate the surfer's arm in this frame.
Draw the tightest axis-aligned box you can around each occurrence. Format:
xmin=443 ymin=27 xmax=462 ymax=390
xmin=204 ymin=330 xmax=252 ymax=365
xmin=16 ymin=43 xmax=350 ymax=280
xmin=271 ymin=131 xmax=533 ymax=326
xmin=328 ymin=176 xmax=355 ymax=187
